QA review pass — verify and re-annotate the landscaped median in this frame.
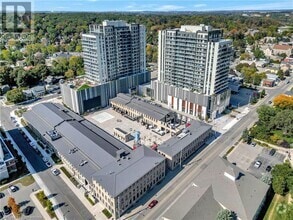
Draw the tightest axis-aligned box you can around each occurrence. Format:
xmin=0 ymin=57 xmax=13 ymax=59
xmin=60 ymin=166 xmax=79 ymax=187
xmin=35 ymin=190 xmax=57 ymax=219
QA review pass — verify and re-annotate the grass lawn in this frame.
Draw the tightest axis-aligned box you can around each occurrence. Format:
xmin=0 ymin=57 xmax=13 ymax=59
xmin=0 ymin=175 xmax=35 ymax=191
xmin=264 ymin=194 xmax=291 ymax=220
xmin=77 ymin=84 xmax=91 ymax=91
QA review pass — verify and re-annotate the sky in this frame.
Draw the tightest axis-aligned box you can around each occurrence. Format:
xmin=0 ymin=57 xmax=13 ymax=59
xmin=4 ymin=0 xmax=293 ymax=12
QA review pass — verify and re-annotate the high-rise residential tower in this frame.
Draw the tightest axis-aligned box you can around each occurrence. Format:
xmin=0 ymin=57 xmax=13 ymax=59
xmin=82 ymin=20 xmax=146 ymax=82
xmin=152 ymin=24 xmax=233 ymax=119
xmin=61 ymin=20 xmax=150 ymax=114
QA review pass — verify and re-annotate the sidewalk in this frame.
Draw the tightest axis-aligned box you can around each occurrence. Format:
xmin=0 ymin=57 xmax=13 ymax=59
xmin=56 ymin=165 xmax=108 ymax=220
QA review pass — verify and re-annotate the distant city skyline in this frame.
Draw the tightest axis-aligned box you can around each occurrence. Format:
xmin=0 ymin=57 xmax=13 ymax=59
xmin=14 ymin=0 xmax=293 ymax=12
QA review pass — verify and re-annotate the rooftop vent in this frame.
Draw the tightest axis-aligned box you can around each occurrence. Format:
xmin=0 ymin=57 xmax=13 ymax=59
xmin=46 ymin=130 xmax=61 ymax=141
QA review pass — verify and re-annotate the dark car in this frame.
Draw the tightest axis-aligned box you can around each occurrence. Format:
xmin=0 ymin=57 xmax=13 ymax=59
xmin=148 ymin=200 xmax=158 ymax=209
xmin=0 ymin=211 xmax=3 ymax=219
xmin=269 ymin=149 xmax=276 ymax=156
xmin=0 ymin=192 xmax=4 ymax=199
xmin=266 ymin=165 xmax=272 ymax=172
xmin=3 ymin=206 xmax=11 ymax=215
xmin=23 ymin=206 xmax=33 ymax=216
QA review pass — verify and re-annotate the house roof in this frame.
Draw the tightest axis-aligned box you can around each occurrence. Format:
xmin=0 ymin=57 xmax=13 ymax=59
xmin=157 ymin=120 xmax=212 ymax=157
xmin=273 ymin=44 xmax=292 ymax=50
xmin=162 ymin=157 xmax=269 ymax=220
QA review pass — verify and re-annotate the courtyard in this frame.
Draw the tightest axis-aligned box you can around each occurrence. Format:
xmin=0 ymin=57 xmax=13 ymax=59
xmin=85 ymin=108 xmax=173 ymax=149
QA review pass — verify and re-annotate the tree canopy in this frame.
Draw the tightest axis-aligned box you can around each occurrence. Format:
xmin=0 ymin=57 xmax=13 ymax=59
xmin=216 ymin=209 xmax=237 ymax=220
xmin=271 ymin=163 xmax=293 ymax=196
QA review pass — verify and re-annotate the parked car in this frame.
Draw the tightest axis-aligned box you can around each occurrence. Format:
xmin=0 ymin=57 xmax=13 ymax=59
xmin=269 ymin=149 xmax=276 ymax=156
xmin=23 ymin=206 xmax=33 ymax=216
xmin=148 ymin=200 xmax=158 ymax=209
xmin=266 ymin=165 xmax=272 ymax=172
xmin=3 ymin=206 xmax=11 ymax=215
xmin=42 ymin=157 xmax=48 ymax=162
xmin=51 ymin=168 xmax=60 ymax=176
xmin=0 ymin=192 xmax=4 ymax=199
xmin=9 ymin=185 xmax=18 ymax=193
xmin=0 ymin=211 xmax=3 ymax=219
xmin=254 ymin=161 xmax=262 ymax=168
xmin=251 ymin=142 xmax=256 ymax=147
xmin=45 ymin=162 xmax=52 ymax=167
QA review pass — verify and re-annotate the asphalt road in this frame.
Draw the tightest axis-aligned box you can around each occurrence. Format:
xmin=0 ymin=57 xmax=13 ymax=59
xmin=131 ymin=79 xmax=292 ymax=220
xmin=0 ymin=95 xmax=94 ymax=220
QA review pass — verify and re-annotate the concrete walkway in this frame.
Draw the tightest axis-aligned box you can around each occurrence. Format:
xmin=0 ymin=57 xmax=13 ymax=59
xmin=56 ymin=164 xmax=108 ymax=220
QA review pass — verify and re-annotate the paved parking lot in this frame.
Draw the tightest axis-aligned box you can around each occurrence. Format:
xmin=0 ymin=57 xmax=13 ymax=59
xmin=248 ymin=148 xmax=286 ymax=179
xmin=85 ymin=108 xmax=173 ymax=148
xmin=228 ymin=143 xmax=286 ymax=179
xmin=228 ymin=142 xmax=263 ymax=170
xmin=0 ymin=179 xmax=42 ymax=219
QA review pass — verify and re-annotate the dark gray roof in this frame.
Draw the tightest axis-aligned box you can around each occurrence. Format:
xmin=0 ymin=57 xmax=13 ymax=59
xmin=93 ymin=146 xmax=165 ymax=197
xmin=162 ymin=157 xmax=269 ymax=220
xmin=162 ymin=185 xmax=222 ymax=220
xmin=110 ymin=93 xmax=173 ymax=121
xmin=24 ymin=103 xmax=165 ymax=195
xmin=158 ymin=121 xmax=212 ymax=157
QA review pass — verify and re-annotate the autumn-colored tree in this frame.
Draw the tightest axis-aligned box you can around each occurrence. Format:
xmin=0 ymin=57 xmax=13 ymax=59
xmin=11 ymin=203 xmax=21 ymax=218
xmin=7 ymin=197 xmax=16 ymax=208
xmin=7 ymin=197 xmax=21 ymax=218
xmin=273 ymin=94 xmax=293 ymax=110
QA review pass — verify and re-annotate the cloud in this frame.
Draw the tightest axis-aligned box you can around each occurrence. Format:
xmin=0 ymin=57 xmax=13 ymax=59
xmin=194 ymin=4 xmax=207 ymax=8
xmin=156 ymin=4 xmax=185 ymax=11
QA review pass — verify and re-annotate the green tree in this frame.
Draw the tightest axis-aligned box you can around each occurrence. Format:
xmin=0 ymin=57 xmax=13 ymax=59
xmin=65 ymin=69 xmax=75 ymax=79
xmin=256 ymin=105 xmax=276 ymax=127
xmin=253 ymin=47 xmax=265 ymax=59
xmin=242 ymin=128 xmax=250 ymax=142
xmin=260 ymin=89 xmax=266 ymax=98
xmin=0 ymin=66 xmax=14 ymax=86
xmin=69 ymin=56 xmax=83 ymax=74
xmin=216 ymin=209 xmax=237 ymax=220
xmin=272 ymin=110 xmax=293 ymax=136
xmin=271 ymin=163 xmax=293 ymax=195
xmin=272 ymin=175 xmax=287 ymax=195
xmin=6 ymin=88 xmax=25 ymax=103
